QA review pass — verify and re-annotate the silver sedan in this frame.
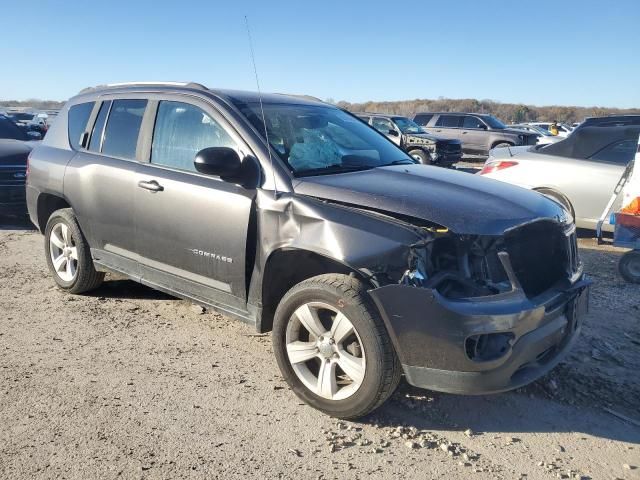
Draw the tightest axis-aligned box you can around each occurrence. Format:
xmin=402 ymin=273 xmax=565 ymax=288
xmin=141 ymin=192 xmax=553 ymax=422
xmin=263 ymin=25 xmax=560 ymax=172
xmin=479 ymin=126 xmax=639 ymax=231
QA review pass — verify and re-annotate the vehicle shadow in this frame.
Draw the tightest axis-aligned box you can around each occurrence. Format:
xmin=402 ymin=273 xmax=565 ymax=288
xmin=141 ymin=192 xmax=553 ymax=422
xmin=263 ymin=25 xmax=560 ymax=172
xmin=0 ymin=214 xmax=36 ymax=231
xmin=88 ymin=278 xmax=175 ymax=301
xmin=366 ymin=381 xmax=640 ymax=445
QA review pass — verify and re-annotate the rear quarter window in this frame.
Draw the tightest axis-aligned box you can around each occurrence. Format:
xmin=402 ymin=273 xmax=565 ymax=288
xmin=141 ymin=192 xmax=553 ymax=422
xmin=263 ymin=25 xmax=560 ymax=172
xmin=414 ymin=114 xmax=433 ymax=126
xmin=101 ymin=99 xmax=147 ymax=160
xmin=67 ymin=102 xmax=95 ymax=149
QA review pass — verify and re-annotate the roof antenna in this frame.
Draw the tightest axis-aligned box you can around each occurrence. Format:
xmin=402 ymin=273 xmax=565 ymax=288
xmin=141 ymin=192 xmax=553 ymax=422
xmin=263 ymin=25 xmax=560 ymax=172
xmin=245 ymin=15 xmax=278 ymax=197
xmin=507 ymin=145 xmax=513 ymax=157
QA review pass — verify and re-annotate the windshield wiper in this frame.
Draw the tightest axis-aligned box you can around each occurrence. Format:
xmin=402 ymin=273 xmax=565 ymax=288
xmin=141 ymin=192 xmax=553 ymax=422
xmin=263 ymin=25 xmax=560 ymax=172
xmin=378 ymin=159 xmax=417 ymax=167
xmin=295 ymin=164 xmax=375 ymax=177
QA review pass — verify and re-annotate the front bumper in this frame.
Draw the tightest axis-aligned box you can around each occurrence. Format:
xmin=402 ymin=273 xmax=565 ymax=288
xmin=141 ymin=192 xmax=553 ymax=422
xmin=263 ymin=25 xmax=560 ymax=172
xmin=369 ymin=276 xmax=589 ymax=394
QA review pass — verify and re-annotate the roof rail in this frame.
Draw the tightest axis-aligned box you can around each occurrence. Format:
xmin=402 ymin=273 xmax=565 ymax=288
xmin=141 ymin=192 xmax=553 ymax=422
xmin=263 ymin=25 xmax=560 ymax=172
xmin=79 ymin=81 xmax=208 ymax=93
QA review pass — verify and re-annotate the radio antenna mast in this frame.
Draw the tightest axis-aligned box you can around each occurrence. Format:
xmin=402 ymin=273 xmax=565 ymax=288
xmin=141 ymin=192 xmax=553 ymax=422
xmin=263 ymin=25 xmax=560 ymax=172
xmin=245 ymin=15 xmax=277 ymax=196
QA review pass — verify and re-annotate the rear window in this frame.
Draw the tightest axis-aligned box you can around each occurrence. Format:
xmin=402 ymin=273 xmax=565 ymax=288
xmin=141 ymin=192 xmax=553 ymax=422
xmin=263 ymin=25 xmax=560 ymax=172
xmin=414 ymin=114 xmax=433 ymax=126
xmin=435 ymin=115 xmax=461 ymax=128
xmin=101 ymin=99 xmax=147 ymax=159
xmin=67 ymin=102 xmax=95 ymax=149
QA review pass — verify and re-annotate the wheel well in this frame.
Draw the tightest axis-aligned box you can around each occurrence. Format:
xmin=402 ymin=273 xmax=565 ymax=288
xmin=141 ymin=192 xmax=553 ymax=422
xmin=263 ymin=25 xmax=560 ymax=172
xmin=259 ymin=249 xmax=366 ymax=333
xmin=36 ymin=193 xmax=70 ymax=232
xmin=490 ymin=140 xmax=514 ymax=149
xmin=533 ymin=187 xmax=575 ymax=218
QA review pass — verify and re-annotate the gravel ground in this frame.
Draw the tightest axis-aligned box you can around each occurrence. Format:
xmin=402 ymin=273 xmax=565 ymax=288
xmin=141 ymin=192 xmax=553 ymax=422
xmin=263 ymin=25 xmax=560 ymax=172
xmin=0 ymin=218 xmax=639 ymax=480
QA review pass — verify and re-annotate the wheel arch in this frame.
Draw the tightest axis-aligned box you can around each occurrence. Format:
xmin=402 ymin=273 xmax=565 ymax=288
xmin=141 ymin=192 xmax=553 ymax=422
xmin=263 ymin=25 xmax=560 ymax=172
xmin=36 ymin=192 xmax=71 ymax=233
xmin=490 ymin=140 xmax=515 ymax=149
xmin=258 ymin=248 xmax=373 ymax=333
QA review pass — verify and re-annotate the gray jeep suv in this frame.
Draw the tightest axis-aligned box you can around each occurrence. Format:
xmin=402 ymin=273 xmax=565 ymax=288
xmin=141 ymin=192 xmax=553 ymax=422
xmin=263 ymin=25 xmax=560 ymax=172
xmin=26 ymin=82 xmax=589 ymax=419
xmin=414 ymin=112 xmax=538 ymax=156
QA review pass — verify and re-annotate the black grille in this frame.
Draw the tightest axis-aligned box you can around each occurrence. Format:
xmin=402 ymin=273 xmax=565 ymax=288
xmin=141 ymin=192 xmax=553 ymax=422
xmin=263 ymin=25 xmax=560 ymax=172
xmin=437 ymin=141 xmax=461 ymax=153
xmin=505 ymin=221 xmax=572 ymax=297
xmin=0 ymin=167 xmax=26 ymax=185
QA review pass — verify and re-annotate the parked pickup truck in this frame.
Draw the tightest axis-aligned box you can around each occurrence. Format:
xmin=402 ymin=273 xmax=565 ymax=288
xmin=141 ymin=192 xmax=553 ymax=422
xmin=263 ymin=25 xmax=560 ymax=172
xmin=414 ymin=112 xmax=538 ymax=156
xmin=356 ymin=113 xmax=462 ymax=167
xmin=26 ymin=82 xmax=589 ymax=419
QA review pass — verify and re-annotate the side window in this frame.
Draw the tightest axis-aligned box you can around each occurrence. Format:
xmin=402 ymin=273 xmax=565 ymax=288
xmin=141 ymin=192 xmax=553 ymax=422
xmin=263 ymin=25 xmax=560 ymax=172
xmin=151 ymin=101 xmax=238 ymax=173
xmin=435 ymin=115 xmax=461 ymax=128
xmin=371 ymin=117 xmax=394 ymax=134
xmin=462 ymin=116 xmax=485 ymax=129
xmin=589 ymin=139 xmax=637 ymax=165
xmin=101 ymin=99 xmax=147 ymax=160
xmin=67 ymin=102 xmax=95 ymax=149
xmin=89 ymin=100 xmax=111 ymax=152
xmin=414 ymin=114 xmax=433 ymax=126
xmin=358 ymin=116 xmax=371 ymax=124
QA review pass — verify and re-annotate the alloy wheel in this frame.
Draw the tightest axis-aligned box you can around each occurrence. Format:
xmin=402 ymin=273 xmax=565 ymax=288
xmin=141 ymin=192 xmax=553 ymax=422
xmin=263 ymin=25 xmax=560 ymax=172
xmin=49 ymin=223 xmax=78 ymax=282
xmin=285 ymin=302 xmax=366 ymax=400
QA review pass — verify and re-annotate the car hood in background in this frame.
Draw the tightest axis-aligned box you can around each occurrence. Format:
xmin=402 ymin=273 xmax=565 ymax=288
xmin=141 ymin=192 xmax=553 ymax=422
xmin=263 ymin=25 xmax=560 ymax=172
xmin=293 ymin=164 xmax=566 ymax=235
xmin=0 ymin=139 xmax=32 ymax=165
xmin=405 ymin=132 xmax=461 ymax=145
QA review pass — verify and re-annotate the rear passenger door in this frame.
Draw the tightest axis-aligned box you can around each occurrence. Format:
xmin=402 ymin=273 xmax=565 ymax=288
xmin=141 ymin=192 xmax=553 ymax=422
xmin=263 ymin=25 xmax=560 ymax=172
xmin=431 ymin=115 xmax=464 ymax=144
xmin=134 ymin=97 xmax=255 ymax=310
xmin=65 ymin=97 xmax=148 ymax=276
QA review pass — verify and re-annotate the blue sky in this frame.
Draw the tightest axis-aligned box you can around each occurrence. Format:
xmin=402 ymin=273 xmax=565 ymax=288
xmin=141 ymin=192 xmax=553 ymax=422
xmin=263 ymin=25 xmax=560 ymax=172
xmin=2 ymin=0 xmax=639 ymax=107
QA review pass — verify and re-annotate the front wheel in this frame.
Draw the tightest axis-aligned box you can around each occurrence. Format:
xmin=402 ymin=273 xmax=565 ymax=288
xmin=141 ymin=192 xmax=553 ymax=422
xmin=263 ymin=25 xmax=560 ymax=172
xmin=619 ymin=251 xmax=640 ymax=284
xmin=44 ymin=208 xmax=104 ymax=293
xmin=408 ymin=149 xmax=432 ymax=165
xmin=272 ymin=274 xmax=401 ymax=419
xmin=492 ymin=142 xmax=513 ymax=149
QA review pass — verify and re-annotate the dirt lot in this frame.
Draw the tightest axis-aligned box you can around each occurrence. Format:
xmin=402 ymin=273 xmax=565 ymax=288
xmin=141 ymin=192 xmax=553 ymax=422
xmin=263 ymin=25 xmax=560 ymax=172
xmin=0 ymin=218 xmax=638 ymax=480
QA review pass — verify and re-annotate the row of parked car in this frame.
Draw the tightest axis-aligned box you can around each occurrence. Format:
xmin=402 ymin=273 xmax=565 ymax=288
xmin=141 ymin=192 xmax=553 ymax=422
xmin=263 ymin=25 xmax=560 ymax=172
xmin=353 ymin=111 xmax=582 ymax=167
xmin=0 ymin=109 xmax=58 ymax=139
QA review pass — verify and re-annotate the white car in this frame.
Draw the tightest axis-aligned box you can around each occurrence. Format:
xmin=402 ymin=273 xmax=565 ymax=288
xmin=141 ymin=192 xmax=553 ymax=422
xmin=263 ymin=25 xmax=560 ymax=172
xmin=508 ymin=124 xmax=563 ymax=145
xmin=479 ymin=125 xmax=639 ymax=232
xmin=528 ymin=122 xmax=573 ymax=138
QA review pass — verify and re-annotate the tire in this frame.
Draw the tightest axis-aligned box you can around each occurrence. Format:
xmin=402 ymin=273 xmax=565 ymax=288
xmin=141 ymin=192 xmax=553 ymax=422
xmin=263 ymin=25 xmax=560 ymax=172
xmin=44 ymin=208 xmax=104 ymax=293
xmin=272 ymin=274 xmax=401 ymax=419
xmin=492 ymin=142 xmax=513 ymax=149
xmin=619 ymin=251 xmax=640 ymax=284
xmin=408 ymin=149 xmax=432 ymax=165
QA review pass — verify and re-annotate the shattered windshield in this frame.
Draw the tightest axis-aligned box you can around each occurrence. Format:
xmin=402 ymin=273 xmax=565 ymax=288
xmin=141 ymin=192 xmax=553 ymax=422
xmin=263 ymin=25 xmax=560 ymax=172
xmin=236 ymin=102 xmax=414 ymax=176
xmin=392 ymin=117 xmax=425 ymax=134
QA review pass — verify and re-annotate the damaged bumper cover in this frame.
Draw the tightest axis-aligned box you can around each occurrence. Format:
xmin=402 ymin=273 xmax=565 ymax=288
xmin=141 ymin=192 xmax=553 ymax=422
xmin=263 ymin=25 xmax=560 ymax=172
xmin=369 ymin=276 xmax=590 ymax=395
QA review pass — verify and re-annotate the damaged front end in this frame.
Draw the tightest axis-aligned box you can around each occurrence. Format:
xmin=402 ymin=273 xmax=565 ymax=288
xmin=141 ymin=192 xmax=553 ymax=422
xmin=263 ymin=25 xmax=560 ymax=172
xmin=369 ymin=215 xmax=590 ymax=395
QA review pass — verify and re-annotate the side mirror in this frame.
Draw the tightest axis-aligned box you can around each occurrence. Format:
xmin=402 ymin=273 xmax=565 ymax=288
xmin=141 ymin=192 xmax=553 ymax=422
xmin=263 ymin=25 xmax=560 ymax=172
xmin=194 ymin=147 xmax=242 ymax=177
xmin=387 ymin=129 xmax=399 ymax=137
xmin=194 ymin=147 xmax=260 ymax=187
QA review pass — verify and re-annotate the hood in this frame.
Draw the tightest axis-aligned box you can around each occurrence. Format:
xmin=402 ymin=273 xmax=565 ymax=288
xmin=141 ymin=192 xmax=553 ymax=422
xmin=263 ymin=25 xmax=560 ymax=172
xmin=502 ymin=128 xmax=537 ymax=138
xmin=0 ymin=139 xmax=32 ymax=165
xmin=293 ymin=165 xmax=567 ymax=235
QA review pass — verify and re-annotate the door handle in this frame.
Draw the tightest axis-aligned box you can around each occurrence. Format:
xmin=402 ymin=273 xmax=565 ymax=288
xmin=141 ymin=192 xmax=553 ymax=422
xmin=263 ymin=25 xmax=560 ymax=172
xmin=138 ymin=180 xmax=164 ymax=192
xmin=462 ymin=131 xmax=467 ymax=134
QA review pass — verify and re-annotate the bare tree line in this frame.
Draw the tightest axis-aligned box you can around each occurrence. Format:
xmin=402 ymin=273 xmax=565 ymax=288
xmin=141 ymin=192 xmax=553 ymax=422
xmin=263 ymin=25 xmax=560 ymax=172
xmin=3 ymin=97 xmax=639 ymax=124
xmin=333 ymin=97 xmax=640 ymax=124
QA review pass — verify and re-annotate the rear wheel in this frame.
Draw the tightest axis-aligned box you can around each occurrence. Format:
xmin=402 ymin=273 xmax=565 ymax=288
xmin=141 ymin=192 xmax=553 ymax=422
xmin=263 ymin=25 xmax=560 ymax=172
xmin=272 ymin=274 xmax=401 ymax=419
xmin=492 ymin=142 xmax=513 ymax=149
xmin=44 ymin=208 xmax=104 ymax=293
xmin=619 ymin=251 xmax=640 ymax=284
xmin=408 ymin=149 xmax=432 ymax=165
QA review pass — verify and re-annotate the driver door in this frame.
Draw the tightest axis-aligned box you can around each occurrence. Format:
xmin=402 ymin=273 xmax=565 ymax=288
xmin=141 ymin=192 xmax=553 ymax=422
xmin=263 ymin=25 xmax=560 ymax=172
xmin=134 ymin=98 xmax=255 ymax=311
